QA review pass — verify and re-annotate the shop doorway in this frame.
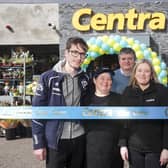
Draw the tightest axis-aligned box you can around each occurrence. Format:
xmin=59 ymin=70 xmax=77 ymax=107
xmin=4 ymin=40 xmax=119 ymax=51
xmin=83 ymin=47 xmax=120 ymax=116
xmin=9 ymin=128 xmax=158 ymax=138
xmin=86 ymin=54 xmax=119 ymax=75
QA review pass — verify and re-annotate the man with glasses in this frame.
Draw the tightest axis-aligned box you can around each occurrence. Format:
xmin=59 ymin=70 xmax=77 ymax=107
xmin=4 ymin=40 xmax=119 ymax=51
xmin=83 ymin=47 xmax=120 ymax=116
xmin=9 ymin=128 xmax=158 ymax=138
xmin=32 ymin=37 xmax=89 ymax=168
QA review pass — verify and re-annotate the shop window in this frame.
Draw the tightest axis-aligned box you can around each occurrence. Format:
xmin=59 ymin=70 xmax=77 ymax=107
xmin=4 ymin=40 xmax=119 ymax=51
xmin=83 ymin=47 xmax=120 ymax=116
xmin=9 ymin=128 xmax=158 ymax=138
xmin=0 ymin=44 xmax=59 ymax=104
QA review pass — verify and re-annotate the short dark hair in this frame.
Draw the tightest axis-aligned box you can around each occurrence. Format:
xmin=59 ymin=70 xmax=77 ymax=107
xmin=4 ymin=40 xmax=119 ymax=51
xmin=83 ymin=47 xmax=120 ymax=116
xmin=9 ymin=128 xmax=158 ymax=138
xmin=66 ymin=37 xmax=88 ymax=52
xmin=119 ymin=47 xmax=136 ymax=60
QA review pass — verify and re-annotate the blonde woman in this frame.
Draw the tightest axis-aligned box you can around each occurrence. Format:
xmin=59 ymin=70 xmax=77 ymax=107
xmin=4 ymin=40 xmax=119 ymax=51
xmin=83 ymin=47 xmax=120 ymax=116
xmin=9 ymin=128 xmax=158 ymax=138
xmin=119 ymin=59 xmax=168 ymax=168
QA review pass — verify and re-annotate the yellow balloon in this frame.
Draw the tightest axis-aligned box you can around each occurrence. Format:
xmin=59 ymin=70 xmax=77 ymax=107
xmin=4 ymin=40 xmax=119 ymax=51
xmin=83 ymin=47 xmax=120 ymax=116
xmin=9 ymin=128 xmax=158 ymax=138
xmin=148 ymin=48 xmax=152 ymax=52
xmin=91 ymin=45 xmax=100 ymax=53
xmin=122 ymin=36 xmax=127 ymax=40
xmin=101 ymin=36 xmax=109 ymax=43
xmin=107 ymin=39 xmax=115 ymax=47
xmin=83 ymin=59 xmax=91 ymax=65
xmin=132 ymin=44 xmax=140 ymax=52
xmin=99 ymin=48 xmax=105 ymax=55
xmin=136 ymin=51 xmax=144 ymax=60
xmin=127 ymin=38 xmax=134 ymax=46
xmin=151 ymin=52 xmax=157 ymax=58
xmin=113 ymin=43 xmax=121 ymax=52
xmin=152 ymin=58 xmax=160 ymax=66
xmin=87 ymin=57 xmax=92 ymax=62
xmin=162 ymin=77 xmax=167 ymax=85
xmin=154 ymin=65 xmax=161 ymax=74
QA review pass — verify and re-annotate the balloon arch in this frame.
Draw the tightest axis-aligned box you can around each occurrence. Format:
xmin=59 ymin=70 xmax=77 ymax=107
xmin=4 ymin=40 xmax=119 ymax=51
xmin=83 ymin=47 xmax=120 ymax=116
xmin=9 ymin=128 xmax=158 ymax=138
xmin=81 ymin=35 xmax=167 ymax=85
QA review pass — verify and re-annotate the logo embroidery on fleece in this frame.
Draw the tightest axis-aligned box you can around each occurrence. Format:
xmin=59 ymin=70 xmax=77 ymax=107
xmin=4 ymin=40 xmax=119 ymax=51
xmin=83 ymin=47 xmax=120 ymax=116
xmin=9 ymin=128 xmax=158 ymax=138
xmin=81 ymin=80 xmax=88 ymax=89
xmin=35 ymin=83 xmax=44 ymax=96
xmin=145 ymin=98 xmax=155 ymax=102
xmin=55 ymin=82 xmax=59 ymax=87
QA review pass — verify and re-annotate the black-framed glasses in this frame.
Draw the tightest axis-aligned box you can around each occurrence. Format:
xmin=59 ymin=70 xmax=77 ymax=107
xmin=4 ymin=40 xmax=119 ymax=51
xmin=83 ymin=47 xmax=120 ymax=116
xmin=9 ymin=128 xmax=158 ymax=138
xmin=69 ymin=50 xmax=86 ymax=59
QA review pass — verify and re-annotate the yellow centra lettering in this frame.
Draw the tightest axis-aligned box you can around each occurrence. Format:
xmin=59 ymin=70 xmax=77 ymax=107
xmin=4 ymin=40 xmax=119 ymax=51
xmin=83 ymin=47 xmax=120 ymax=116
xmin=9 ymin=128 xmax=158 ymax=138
xmin=91 ymin=13 xmax=107 ymax=31
xmin=149 ymin=12 xmax=166 ymax=30
xmin=125 ymin=9 xmax=138 ymax=30
xmin=137 ymin=13 xmax=151 ymax=30
xmin=72 ymin=8 xmax=166 ymax=31
xmin=107 ymin=14 xmax=125 ymax=30
xmin=72 ymin=8 xmax=92 ymax=31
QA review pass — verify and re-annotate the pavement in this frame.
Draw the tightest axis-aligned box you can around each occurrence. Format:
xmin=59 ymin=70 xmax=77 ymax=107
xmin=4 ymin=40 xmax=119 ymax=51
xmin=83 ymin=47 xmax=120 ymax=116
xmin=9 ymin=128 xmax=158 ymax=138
xmin=0 ymin=137 xmax=127 ymax=168
xmin=0 ymin=137 xmax=45 ymax=168
xmin=0 ymin=137 xmax=167 ymax=168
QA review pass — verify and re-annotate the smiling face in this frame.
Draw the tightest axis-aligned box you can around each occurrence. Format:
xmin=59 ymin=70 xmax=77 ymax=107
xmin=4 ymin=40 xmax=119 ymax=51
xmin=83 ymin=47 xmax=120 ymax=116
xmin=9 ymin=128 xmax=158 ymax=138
xmin=93 ymin=72 xmax=112 ymax=96
xmin=119 ymin=53 xmax=135 ymax=74
xmin=135 ymin=62 xmax=152 ymax=87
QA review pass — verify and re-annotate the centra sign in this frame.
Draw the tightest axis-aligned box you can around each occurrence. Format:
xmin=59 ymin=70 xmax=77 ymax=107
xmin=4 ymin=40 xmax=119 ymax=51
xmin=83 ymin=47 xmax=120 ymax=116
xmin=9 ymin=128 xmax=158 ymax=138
xmin=72 ymin=8 xmax=166 ymax=31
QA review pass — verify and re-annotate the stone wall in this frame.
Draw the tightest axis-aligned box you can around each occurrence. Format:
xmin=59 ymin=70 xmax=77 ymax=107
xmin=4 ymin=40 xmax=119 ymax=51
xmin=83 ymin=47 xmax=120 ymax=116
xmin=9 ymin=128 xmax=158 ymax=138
xmin=59 ymin=2 xmax=168 ymax=65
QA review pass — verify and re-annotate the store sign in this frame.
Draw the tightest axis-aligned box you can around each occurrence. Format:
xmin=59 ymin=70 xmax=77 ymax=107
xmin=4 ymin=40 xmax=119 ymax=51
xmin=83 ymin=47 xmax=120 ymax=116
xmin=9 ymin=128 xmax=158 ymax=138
xmin=72 ymin=8 xmax=166 ymax=31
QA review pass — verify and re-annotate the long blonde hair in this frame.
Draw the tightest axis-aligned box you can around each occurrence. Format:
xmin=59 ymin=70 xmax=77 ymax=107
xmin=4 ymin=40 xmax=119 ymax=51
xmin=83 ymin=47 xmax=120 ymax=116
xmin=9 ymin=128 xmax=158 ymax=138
xmin=129 ymin=59 xmax=159 ymax=88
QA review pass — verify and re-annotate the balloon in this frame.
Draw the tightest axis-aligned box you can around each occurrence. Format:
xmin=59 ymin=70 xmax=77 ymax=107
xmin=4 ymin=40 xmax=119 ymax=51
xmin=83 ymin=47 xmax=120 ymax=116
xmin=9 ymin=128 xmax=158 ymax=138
xmin=152 ymin=58 xmax=160 ymax=66
xmin=83 ymin=59 xmax=91 ymax=65
xmin=134 ymin=40 xmax=140 ymax=44
xmin=114 ymin=35 xmax=121 ymax=42
xmin=158 ymin=76 xmax=162 ymax=83
xmin=161 ymin=77 xmax=167 ymax=85
xmin=154 ymin=65 xmax=161 ymax=74
xmin=132 ymin=44 xmax=140 ymax=52
xmin=88 ymin=37 xmax=96 ymax=45
xmin=81 ymin=35 xmax=167 ymax=85
xmin=109 ymin=48 xmax=114 ymax=54
xmin=144 ymin=49 xmax=151 ymax=59
xmin=101 ymin=35 xmax=109 ymax=42
xmin=136 ymin=51 xmax=144 ymax=60
xmin=86 ymin=56 xmax=93 ymax=62
xmin=101 ymin=43 xmax=110 ymax=52
xmin=121 ymin=36 xmax=127 ymax=40
xmin=81 ymin=64 xmax=88 ymax=72
xmin=161 ymin=62 xmax=167 ymax=69
xmin=148 ymin=48 xmax=152 ymax=52
xmin=90 ymin=51 xmax=99 ymax=58
xmin=140 ymin=43 xmax=147 ymax=50
xmin=96 ymin=39 xmax=103 ymax=47
xmin=159 ymin=70 xmax=167 ymax=78
xmin=113 ymin=43 xmax=121 ymax=52
xmin=107 ymin=39 xmax=115 ymax=47
xmin=120 ymin=40 xmax=128 ymax=48
xmin=91 ymin=45 xmax=100 ymax=53
xmin=127 ymin=38 xmax=134 ymax=45
xmin=151 ymin=52 xmax=157 ymax=58
xmin=99 ymin=48 xmax=105 ymax=55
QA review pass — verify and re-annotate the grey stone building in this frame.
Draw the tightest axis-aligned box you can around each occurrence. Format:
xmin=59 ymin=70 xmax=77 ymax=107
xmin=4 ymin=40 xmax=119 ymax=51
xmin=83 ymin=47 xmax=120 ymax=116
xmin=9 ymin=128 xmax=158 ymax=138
xmin=0 ymin=0 xmax=167 ymax=69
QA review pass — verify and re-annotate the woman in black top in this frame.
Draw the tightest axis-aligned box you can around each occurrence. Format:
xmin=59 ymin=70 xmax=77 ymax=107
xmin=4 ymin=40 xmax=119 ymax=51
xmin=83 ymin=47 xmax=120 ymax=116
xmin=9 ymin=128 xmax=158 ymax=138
xmin=119 ymin=59 xmax=168 ymax=168
xmin=83 ymin=67 xmax=122 ymax=168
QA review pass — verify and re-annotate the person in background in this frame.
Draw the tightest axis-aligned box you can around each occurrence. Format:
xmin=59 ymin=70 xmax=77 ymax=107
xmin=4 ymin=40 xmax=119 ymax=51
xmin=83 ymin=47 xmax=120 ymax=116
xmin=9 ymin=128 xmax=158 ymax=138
xmin=111 ymin=47 xmax=136 ymax=168
xmin=112 ymin=47 xmax=136 ymax=94
xmin=119 ymin=59 xmax=168 ymax=168
xmin=83 ymin=67 xmax=122 ymax=168
xmin=32 ymin=37 xmax=89 ymax=168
